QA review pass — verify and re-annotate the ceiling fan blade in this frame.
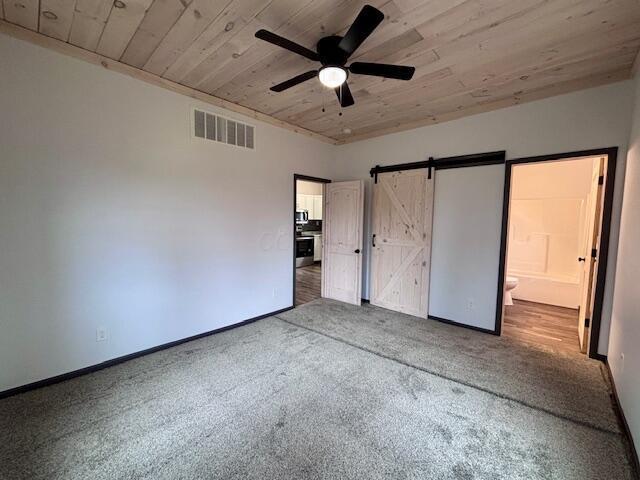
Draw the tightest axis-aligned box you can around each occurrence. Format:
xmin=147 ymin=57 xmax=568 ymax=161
xmin=255 ymin=29 xmax=319 ymax=61
xmin=349 ymin=62 xmax=415 ymax=80
xmin=338 ymin=5 xmax=384 ymax=57
xmin=335 ymin=82 xmax=355 ymax=108
xmin=270 ymin=70 xmax=318 ymax=92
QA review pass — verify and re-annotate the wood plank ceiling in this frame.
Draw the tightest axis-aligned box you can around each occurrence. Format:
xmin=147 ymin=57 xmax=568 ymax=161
xmin=2 ymin=0 xmax=640 ymax=143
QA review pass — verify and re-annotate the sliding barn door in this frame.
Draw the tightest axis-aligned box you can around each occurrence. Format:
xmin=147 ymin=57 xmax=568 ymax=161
xmin=370 ymin=169 xmax=434 ymax=318
xmin=321 ymin=181 xmax=365 ymax=305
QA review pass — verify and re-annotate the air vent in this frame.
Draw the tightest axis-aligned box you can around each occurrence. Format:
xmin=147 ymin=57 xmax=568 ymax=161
xmin=193 ymin=108 xmax=254 ymax=150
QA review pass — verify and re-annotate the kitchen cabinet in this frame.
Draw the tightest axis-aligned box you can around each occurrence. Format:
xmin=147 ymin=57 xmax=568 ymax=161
xmin=296 ymin=194 xmax=323 ymax=220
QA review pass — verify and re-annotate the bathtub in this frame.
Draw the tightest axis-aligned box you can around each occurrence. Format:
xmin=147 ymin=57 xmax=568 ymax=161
xmin=508 ymin=270 xmax=581 ymax=309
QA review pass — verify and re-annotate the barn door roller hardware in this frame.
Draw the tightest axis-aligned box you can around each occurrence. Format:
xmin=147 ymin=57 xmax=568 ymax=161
xmin=369 ymin=151 xmax=506 ymax=184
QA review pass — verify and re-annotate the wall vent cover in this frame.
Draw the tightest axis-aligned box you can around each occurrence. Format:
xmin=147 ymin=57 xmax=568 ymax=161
xmin=193 ymin=108 xmax=254 ymax=149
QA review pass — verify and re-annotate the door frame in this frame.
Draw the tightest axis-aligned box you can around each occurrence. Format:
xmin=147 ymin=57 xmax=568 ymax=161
xmin=293 ymin=174 xmax=331 ymax=307
xmin=495 ymin=147 xmax=618 ymax=359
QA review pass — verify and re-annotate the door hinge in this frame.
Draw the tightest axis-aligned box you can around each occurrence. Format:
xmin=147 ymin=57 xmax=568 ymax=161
xmin=591 ymin=248 xmax=598 ymax=258
xmin=585 ymin=318 xmax=590 ymax=328
xmin=598 ymin=175 xmax=604 ymax=185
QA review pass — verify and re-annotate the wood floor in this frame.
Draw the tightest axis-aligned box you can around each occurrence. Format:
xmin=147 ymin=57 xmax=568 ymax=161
xmin=503 ymin=300 xmax=582 ymax=354
xmin=295 ymin=264 xmax=321 ymax=306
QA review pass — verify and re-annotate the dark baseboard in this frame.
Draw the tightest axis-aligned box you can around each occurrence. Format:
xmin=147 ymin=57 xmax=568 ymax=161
xmin=362 ymin=302 xmax=497 ymax=335
xmin=0 ymin=305 xmax=294 ymax=400
xmin=428 ymin=315 xmax=499 ymax=335
xmin=593 ymin=353 xmax=608 ymax=363
xmin=605 ymin=361 xmax=640 ymax=477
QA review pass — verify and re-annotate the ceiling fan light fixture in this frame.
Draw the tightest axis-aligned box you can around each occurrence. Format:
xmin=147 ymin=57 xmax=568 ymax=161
xmin=319 ymin=66 xmax=347 ymax=88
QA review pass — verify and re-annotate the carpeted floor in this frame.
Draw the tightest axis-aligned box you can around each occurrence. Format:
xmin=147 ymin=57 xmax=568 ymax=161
xmin=0 ymin=299 xmax=636 ymax=479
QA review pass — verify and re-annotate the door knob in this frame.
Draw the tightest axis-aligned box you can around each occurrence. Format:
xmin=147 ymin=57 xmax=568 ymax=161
xmin=355 ymin=249 xmax=361 ymax=254
xmin=578 ymin=257 xmax=586 ymax=262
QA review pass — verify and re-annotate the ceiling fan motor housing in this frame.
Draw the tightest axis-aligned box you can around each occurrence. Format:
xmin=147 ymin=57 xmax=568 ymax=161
xmin=317 ymin=36 xmax=349 ymax=67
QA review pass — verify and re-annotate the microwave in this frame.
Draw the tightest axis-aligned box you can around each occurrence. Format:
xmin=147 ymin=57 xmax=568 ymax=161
xmin=295 ymin=210 xmax=309 ymax=224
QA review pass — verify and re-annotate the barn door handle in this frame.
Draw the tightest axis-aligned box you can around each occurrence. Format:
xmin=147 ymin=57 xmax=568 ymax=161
xmin=372 ymin=234 xmax=376 ymax=247
xmin=354 ymin=249 xmax=361 ymax=254
xmin=578 ymin=257 xmax=586 ymax=262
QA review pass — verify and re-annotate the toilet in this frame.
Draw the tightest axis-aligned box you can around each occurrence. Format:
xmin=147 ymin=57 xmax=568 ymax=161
xmin=504 ymin=276 xmax=519 ymax=306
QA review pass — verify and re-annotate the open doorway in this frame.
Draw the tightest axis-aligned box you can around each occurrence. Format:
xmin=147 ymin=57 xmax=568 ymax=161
xmin=497 ymin=148 xmax=617 ymax=358
xmin=293 ymin=175 xmax=330 ymax=306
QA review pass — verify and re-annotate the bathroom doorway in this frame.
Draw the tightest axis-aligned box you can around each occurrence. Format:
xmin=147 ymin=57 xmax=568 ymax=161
xmin=497 ymin=148 xmax=617 ymax=358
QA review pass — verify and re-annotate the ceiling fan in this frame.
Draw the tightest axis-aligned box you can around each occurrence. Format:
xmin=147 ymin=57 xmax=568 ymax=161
xmin=254 ymin=4 xmax=415 ymax=108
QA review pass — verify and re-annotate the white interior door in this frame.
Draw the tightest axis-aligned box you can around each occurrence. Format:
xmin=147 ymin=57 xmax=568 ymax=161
xmin=578 ymin=157 xmax=605 ymax=352
xmin=370 ymin=169 xmax=434 ymax=318
xmin=321 ymin=181 xmax=364 ymax=305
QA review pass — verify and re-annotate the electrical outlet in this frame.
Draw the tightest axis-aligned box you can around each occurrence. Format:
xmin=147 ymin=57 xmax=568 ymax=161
xmin=467 ymin=299 xmax=475 ymax=310
xmin=96 ymin=327 xmax=108 ymax=342
xmin=273 ymin=288 xmax=278 ymax=298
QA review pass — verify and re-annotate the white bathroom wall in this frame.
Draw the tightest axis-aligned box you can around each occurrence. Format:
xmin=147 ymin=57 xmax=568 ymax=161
xmin=608 ymin=68 xmax=640 ymax=457
xmin=334 ymin=81 xmax=633 ymax=352
xmin=0 ymin=34 xmax=334 ymax=392
xmin=507 ymin=157 xmax=597 ymax=308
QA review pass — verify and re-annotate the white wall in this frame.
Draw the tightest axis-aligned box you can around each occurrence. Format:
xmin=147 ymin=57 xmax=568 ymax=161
xmin=0 ymin=34 xmax=334 ymax=392
xmin=334 ymin=81 xmax=634 ymax=352
xmin=608 ymin=71 xmax=640 ymax=453
xmin=429 ymin=165 xmax=505 ymax=331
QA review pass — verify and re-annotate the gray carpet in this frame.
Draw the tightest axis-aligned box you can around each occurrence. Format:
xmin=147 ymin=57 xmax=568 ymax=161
xmin=0 ymin=299 xmax=635 ymax=479
xmin=277 ymin=299 xmax=619 ymax=433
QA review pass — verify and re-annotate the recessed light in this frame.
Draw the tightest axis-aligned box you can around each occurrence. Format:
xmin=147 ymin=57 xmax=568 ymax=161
xmin=42 ymin=10 xmax=57 ymax=19
xmin=113 ymin=0 xmax=126 ymax=8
